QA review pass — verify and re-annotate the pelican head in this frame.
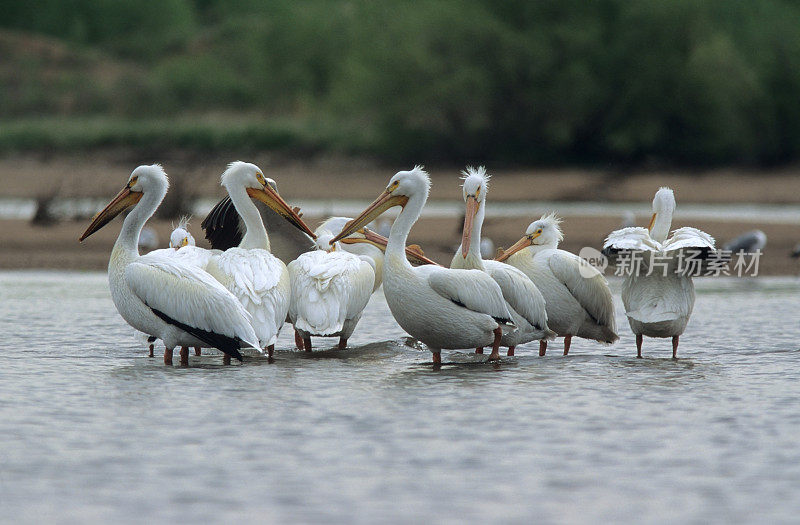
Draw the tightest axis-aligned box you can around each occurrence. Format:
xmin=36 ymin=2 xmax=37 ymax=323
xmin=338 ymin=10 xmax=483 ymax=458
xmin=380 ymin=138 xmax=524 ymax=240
xmin=495 ymin=213 xmax=563 ymax=262
xmin=221 ymin=161 xmax=316 ymax=238
xmin=329 ymin=166 xmax=430 ymax=244
xmin=648 ymin=187 xmax=675 ymax=242
xmin=460 ymin=166 xmax=490 ymax=258
xmin=169 ymin=216 xmax=195 ymax=249
xmin=79 ymin=164 xmax=167 ymax=242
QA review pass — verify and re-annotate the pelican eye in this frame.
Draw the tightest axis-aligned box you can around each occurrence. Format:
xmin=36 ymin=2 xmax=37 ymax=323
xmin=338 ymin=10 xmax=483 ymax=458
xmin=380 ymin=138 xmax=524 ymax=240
xmin=256 ymin=172 xmax=266 ymax=186
xmin=387 ymin=181 xmax=399 ymax=192
xmin=128 ymin=176 xmax=139 ymax=188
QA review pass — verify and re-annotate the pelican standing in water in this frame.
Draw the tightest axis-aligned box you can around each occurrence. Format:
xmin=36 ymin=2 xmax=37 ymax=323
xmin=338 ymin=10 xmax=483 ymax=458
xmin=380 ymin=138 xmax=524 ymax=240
xmin=142 ymin=217 xmax=211 ymax=359
xmin=451 ymin=167 xmax=554 ymax=356
xmin=331 ymin=167 xmax=515 ymax=366
xmin=79 ymin=165 xmax=260 ymax=365
xmin=497 ymin=214 xmax=618 ymax=355
xmin=203 ymin=162 xmax=317 ymax=362
xmin=603 ymin=187 xmax=715 ymax=358
xmin=290 ymin=216 xmax=438 ymax=351
xmin=288 ymin=222 xmax=376 ymax=351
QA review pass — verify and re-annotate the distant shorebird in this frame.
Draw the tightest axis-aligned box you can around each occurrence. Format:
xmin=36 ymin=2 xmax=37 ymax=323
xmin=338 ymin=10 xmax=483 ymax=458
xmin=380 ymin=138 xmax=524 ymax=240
xmin=723 ymin=230 xmax=767 ymax=253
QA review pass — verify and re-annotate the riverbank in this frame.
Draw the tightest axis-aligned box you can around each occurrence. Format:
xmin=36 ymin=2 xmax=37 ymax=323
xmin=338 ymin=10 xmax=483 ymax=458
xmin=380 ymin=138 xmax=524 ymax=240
xmin=1 ymin=153 xmax=798 ymax=274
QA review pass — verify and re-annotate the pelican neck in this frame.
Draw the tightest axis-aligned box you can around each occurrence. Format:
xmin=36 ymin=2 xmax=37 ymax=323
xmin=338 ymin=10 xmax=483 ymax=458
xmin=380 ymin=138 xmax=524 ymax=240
xmin=226 ymin=183 xmax=270 ymax=250
xmin=651 ymin=208 xmax=673 ymax=243
xmin=385 ymin=190 xmax=426 ymax=267
xmin=115 ymin=186 xmax=165 ymax=257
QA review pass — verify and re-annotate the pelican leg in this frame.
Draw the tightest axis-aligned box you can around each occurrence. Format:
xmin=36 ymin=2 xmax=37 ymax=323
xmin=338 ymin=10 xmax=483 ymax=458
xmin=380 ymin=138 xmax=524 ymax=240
xmin=294 ymin=329 xmax=304 ymax=350
xmin=267 ymin=344 xmax=274 ymax=358
xmin=338 ymin=338 xmax=347 ymax=350
xmin=164 ymin=347 xmax=173 ymax=365
xmin=636 ymin=334 xmax=643 ymax=358
xmin=179 ymin=346 xmax=189 ymax=366
xmin=672 ymin=336 xmax=679 ymax=359
xmin=539 ymin=340 xmax=547 ymax=357
xmin=475 ymin=347 xmax=484 ymax=354
xmin=223 ymin=354 xmax=231 ymax=365
xmin=194 ymin=347 xmax=201 ymax=356
xmin=507 ymin=346 xmax=515 ymax=357
xmin=303 ymin=337 xmax=312 ymax=352
xmin=432 ymin=351 xmax=442 ymax=368
xmin=488 ymin=327 xmax=502 ymax=361
xmin=148 ymin=336 xmax=156 ymax=358
xmin=563 ymin=335 xmax=572 ymax=356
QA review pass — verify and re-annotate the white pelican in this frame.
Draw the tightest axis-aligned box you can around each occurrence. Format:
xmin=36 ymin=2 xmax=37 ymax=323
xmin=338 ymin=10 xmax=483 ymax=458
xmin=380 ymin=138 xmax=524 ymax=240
xmin=203 ymin=162 xmax=317 ymax=362
xmin=451 ymin=167 xmax=555 ymax=356
xmin=289 ymin=216 xmax=439 ymax=351
xmin=288 ymin=225 xmax=376 ymax=351
xmin=150 ymin=217 xmax=208 ymax=359
xmin=330 ymin=166 xmax=515 ymax=365
xmin=603 ymin=187 xmax=715 ymax=358
xmin=496 ymin=213 xmax=618 ymax=355
xmin=79 ymin=165 xmax=260 ymax=364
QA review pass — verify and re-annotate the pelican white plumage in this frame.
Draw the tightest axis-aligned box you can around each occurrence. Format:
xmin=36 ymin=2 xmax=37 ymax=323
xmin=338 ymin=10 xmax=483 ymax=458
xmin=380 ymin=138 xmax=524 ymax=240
xmin=603 ymin=187 xmax=716 ymax=358
xmin=497 ymin=214 xmax=618 ymax=356
xmin=288 ymin=222 xmax=376 ymax=351
xmin=451 ymin=167 xmax=554 ymax=356
xmin=289 ymin=216 xmax=439 ymax=351
xmin=79 ymin=165 xmax=260 ymax=364
xmin=203 ymin=161 xmax=317 ymax=361
xmin=331 ymin=166 xmax=515 ymax=365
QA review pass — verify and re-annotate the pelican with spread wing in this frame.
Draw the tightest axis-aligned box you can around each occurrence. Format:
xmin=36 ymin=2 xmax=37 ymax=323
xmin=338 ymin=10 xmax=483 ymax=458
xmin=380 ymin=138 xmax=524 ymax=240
xmin=603 ymin=187 xmax=716 ymax=358
xmin=79 ymin=165 xmax=260 ymax=364
xmin=496 ymin=214 xmax=618 ymax=356
xmin=451 ymin=167 xmax=555 ymax=356
xmin=330 ymin=167 xmax=514 ymax=366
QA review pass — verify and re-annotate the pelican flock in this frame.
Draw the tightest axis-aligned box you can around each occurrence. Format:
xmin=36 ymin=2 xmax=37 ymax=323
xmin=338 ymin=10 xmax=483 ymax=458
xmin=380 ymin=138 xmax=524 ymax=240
xmin=81 ymin=163 xmax=726 ymax=366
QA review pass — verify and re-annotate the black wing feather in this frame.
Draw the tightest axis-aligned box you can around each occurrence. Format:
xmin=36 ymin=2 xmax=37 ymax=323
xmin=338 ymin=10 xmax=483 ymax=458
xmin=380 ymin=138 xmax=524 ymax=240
xmin=150 ymin=306 xmax=244 ymax=361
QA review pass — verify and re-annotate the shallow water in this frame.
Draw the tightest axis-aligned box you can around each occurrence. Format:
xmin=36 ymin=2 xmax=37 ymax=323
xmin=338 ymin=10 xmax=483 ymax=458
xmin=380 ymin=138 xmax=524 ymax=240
xmin=1 ymin=271 xmax=799 ymax=523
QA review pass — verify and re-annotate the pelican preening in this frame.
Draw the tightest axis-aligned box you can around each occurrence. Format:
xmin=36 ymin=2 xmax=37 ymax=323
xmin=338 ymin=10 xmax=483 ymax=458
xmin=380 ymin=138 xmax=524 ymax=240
xmin=332 ymin=166 xmax=516 ymax=366
xmin=603 ymin=187 xmax=717 ymax=358
xmin=452 ymin=167 xmax=555 ymax=356
xmin=79 ymin=165 xmax=261 ymax=364
xmin=288 ymin=220 xmax=377 ymax=352
xmin=288 ymin=216 xmax=438 ymax=352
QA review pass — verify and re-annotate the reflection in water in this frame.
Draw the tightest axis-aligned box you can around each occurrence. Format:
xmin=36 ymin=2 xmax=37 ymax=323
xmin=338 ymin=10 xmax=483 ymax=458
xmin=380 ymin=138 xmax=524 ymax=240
xmin=1 ymin=271 xmax=800 ymax=523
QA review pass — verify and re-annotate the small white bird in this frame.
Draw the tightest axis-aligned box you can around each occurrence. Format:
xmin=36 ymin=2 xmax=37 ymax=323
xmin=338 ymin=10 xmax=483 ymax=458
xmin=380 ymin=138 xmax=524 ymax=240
xmin=168 ymin=216 xmax=194 ymax=249
xmin=604 ymin=187 xmax=716 ymax=358
xmin=288 ymin=223 xmax=377 ymax=351
xmin=79 ymin=165 xmax=260 ymax=365
xmin=331 ymin=166 xmax=515 ymax=366
xmin=451 ymin=167 xmax=555 ymax=356
xmin=497 ymin=214 xmax=618 ymax=356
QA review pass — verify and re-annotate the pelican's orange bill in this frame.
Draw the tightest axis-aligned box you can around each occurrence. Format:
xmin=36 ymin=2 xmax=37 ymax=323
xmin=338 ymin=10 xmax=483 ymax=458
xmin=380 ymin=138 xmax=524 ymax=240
xmin=341 ymin=228 xmax=439 ymax=266
xmin=79 ymin=185 xmax=143 ymax=242
xmin=247 ymin=184 xmax=316 ymax=239
xmin=329 ymin=190 xmax=409 ymax=244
